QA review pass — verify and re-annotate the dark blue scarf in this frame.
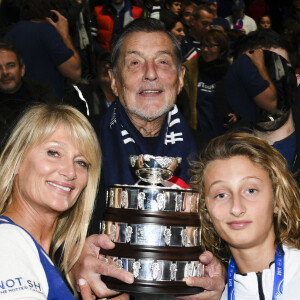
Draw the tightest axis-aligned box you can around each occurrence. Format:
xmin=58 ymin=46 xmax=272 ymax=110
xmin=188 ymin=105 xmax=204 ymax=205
xmin=99 ymin=100 xmax=198 ymax=187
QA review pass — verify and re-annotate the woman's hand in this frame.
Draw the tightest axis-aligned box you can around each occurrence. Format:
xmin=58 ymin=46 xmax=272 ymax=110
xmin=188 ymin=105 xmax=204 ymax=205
xmin=177 ymin=251 xmax=226 ymax=300
xmin=71 ymin=234 xmax=134 ymax=299
xmin=78 ymin=278 xmax=95 ymax=300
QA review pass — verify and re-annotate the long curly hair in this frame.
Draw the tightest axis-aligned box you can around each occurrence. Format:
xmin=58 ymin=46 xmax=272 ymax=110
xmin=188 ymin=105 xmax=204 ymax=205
xmin=190 ymin=132 xmax=300 ymax=261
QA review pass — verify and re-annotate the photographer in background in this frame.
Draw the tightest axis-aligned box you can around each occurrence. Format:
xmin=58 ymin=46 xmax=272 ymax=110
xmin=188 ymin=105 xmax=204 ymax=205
xmin=5 ymin=0 xmax=81 ymax=98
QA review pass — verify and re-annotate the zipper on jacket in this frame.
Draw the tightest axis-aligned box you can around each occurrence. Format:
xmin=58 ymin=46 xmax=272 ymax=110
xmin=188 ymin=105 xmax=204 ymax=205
xmin=256 ymin=272 xmax=265 ymax=300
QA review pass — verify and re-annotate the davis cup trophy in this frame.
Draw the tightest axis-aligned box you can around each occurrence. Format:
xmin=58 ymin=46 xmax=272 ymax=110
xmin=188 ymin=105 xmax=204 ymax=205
xmin=100 ymin=154 xmax=204 ymax=295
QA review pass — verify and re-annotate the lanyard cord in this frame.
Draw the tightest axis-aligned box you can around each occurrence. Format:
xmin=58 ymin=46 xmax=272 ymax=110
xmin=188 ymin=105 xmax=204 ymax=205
xmin=227 ymin=244 xmax=284 ymax=300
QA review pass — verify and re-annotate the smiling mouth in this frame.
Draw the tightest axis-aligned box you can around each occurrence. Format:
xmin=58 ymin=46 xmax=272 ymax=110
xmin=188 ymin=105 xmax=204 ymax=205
xmin=47 ymin=181 xmax=72 ymax=192
xmin=139 ymin=90 xmax=161 ymax=95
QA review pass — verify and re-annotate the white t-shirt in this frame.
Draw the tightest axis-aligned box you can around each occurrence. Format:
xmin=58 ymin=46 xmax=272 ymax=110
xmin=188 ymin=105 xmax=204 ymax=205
xmin=0 ymin=222 xmax=50 ymax=299
xmin=225 ymin=14 xmax=257 ymax=34
xmin=221 ymin=245 xmax=300 ymax=299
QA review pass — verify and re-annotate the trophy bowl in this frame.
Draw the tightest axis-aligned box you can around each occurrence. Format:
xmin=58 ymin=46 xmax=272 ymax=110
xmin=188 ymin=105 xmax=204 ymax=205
xmin=130 ymin=154 xmax=182 ymax=185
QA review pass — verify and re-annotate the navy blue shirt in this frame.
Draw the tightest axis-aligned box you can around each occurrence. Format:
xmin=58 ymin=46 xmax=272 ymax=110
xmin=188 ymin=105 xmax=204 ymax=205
xmin=212 ymin=17 xmax=230 ymax=30
xmin=181 ymin=34 xmax=201 ymax=62
xmin=225 ymin=54 xmax=269 ymax=122
xmin=273 ymin=132 xmax=296 ymax=171
xmin=196 ymin=72 xmax=225 ymax=137
xmin=5 ymin=21 xmax=73 ymax=97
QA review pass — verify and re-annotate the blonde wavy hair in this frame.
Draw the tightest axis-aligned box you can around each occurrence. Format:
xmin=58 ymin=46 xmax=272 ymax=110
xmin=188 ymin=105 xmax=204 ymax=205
xmin=0 ymin=104 xmax=101 ymax=293
xmin=190 ymin=132 xmax=300 ymax=261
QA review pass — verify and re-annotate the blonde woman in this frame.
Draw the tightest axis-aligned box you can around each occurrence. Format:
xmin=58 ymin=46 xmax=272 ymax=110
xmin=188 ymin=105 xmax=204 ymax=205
xmin=0 ymin=104 xmax=101 ymax=299
xmin=190 ymin=132 xmax=300 ymax=299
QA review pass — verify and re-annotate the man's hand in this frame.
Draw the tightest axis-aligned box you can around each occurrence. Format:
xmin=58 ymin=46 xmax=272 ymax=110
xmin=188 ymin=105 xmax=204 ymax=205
xmin=45 ymin=9 xmax=82 ymax=81
xmin=246 ymin=49 xmax=265 ymax=71
xmin=177 ymin=251 xmax=226 ymax=300
xmin=245 ymin=49 xmax=277 ymax=112
xmin=45 ymin=10 xmax=69 ymax=39
xmin=71 ymin=234 xmax=134 ymax=299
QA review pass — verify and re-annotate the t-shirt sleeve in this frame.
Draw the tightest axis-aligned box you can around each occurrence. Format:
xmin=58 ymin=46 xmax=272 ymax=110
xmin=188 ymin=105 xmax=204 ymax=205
xmin=0 ymin=224 xmax=48 ymax=299
xmin=40 ymin=23 xmax=74 ymax=67
xmin=236 ymin=54 xmax=269 ymax=98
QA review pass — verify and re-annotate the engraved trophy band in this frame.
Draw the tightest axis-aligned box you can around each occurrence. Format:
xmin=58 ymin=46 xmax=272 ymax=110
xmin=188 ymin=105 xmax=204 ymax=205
xmin=107 ymin=185 xmax=199 ymax=213
xmin=103 ymin=256 xmax=204 ymax=282
xmin=101 ymin=221 xmax=201 ymax=247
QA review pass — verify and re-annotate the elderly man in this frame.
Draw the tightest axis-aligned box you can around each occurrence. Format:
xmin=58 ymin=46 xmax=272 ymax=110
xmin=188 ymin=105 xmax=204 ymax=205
xmin=72 ymin=18 xmax=225 ymax=300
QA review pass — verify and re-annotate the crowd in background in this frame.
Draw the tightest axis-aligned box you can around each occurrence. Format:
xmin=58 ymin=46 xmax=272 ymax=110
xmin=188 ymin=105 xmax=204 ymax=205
xmin=1 ymin=1 xmax=300 ymax=299
xmin=1 ymin=0 xmax=300 ymax=140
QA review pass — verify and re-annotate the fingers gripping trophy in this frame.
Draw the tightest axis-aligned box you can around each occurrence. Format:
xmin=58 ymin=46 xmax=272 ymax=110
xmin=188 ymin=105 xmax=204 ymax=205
xmin=100 ymin=154 xmax=204 ymax=295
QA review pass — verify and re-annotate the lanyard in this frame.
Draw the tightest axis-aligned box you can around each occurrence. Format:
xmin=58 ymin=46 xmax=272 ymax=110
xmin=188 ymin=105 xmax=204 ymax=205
xmin=227 ymin=244 xmax=284 ymax=300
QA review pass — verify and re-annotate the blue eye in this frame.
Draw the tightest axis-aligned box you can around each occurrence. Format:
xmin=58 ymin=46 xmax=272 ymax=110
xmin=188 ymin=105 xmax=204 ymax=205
xmin=76 ymin=160 xmax=88 ymax=168
xmin=48 ymin=150 xmax=59 ymax=157
xmin=216 ymin=193 xmax=226 ymax=199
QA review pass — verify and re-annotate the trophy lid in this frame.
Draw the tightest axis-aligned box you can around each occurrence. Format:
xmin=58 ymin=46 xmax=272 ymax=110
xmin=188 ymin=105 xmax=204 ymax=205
xmin=130 ymin=154 xmax=182 ymax=185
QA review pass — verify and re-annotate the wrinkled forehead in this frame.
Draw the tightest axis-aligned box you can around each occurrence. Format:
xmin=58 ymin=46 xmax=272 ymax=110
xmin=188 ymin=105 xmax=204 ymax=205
xmin=122 ymin=31 xmax=174 ymax=49
xmin=119 ymin=31 xmax=176 ymax=60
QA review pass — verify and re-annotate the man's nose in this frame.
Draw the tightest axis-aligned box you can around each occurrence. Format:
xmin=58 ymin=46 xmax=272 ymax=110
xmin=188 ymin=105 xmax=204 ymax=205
xmin=1 ymin=66 xmax=8 ymax=76
xmin=144 ymin=61 xmax=158 ymax=81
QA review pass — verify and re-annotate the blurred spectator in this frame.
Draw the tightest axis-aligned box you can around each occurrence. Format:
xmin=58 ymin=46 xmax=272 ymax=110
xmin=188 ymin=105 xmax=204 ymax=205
xmin=5 ymin=0 xmax=81 ymax=98
xmin=177 ymin=28 xmax=234 ymax=137
xmin=181 ymin=4 xmax=214 ymax=61
xmin=94 ymin=0 xmax=142 ymax=51
xmin=181 ymin=0 xmax=197 ymax=33
xmin=161 ymin=12 xmax=185 ymax=45
xmin=226 ymin=0 xmax=257 ymax=34
xmin=63 ymin=51 xmax=115 ymax=129
xmin=56 ymin=0 xmax=98 ymax=79
xmin=163 ymin=0 xmax=182 ymax=16
xmin=142 ymin=0 xmax=162 ymax=19
xmin=0 ymin=40 xmax=61 ymax=149
xmin=225 ymin=29 xmax=291 ymax=123
xmin=206 ymin=0 xmax=230 ymax=30
xmin=257 ymin=12 xmax=272 ymax=29
xmin=226 ymin=31 xmax=300 ymax=182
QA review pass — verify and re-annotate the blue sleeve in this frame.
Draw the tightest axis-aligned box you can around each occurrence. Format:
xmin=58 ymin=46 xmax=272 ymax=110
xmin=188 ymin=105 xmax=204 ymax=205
xmin=236 ymin=54 xmax=269 ymax=98
xmin=39 ymin=22 xmax=74 ymax=67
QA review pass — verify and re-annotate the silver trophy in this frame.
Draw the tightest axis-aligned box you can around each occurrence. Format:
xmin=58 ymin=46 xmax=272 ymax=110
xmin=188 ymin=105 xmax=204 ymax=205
xmin=129 ymin=154 xmax=182 ymax=185
xmin=100 ymin=155 xmax=203 ymax=295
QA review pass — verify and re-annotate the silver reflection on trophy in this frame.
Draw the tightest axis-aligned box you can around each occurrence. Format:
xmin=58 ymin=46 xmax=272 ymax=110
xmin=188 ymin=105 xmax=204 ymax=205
xmin=130 ymin=154 xmax=182 ymax=185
